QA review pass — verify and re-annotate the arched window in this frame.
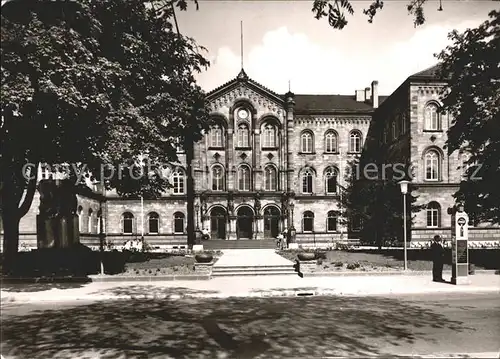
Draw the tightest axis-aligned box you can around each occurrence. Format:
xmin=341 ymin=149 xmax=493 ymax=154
xmin=148 ymin=212 xmax=159 ymax=234
xmin=122 ymin=212 xmax=134 ymax=234
xmin=212 ymin=165 xmax=225 ymax=191
xmin=264 ymin=165 xmax=277 ymax=191
xmin=327 ymin=211 xmax=337 ymax=232
xmin=238 ymin=165 xmax=251 ymax=191
xmin=392 ymin=122 xmax=397 ymax=140
xmin=301 ymin=131 xmax=314 ymax=153
xmin=349 ymin=131 xmax=362 ymax=153
xmin=302 ymin=168 xmax=314 ymax=194
xmin=172 ymin=168 xmax=185 ymax=194
xmin=425 ymin=103 xmax=441 ymax=131
xmin=325 ymin=167 xmax=338 ymax=194
xmin=210 ymin=124 xmax=224 ymax=147
xmin=424 ymin=150 xmax=440 ymax=181
xmin=426 ymin=202 xmax=441 ymax=228
xmin=262 ymin=124 xmax=276 ymax=148
xmin=88 ymin=209 xmax=93 ymax=233
xmin=302 ymin=211 xmax=314 ymax=232
xmin=173 ymin=212 xmax=185 ymax=233
xmin=324 ymin=131 xmax=337 ymax=153
xmin=237 ymin=123 xmax=250 ymax=148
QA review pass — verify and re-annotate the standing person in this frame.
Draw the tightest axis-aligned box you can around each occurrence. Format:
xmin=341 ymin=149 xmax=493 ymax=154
xmin=431 ymin=235 xmax=445 ymax=282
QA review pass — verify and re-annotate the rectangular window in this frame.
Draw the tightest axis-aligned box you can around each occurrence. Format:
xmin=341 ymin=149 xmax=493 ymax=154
xmin=303 ymin=218 xmax=314 ymax=232
xmin=174 ymin=218 xmax=184 ymax=233
xmin=427 ymin=209 xmax=439 ymax=227
xmin=123 ymin=220 xmax=133 ymax=234
xmin=327 ymin=217 xmax=337 ymax=232
xmin=302 ymin=176 xmax=313 ymax=194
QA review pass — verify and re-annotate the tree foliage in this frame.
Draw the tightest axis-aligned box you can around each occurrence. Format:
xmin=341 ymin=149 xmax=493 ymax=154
xmin=437 ymin=10 xmax=500 ymax=225
xmin=338 ymin=157 xmax=424 ymax=247
xmin=1 ymin=0 xmax=210 ymax=257
xmin=312 ymin=0 xmax=454 ymax=30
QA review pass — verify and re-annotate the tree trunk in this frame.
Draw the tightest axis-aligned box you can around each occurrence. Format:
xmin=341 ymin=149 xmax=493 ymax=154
xmin=1 ymin=163 xmax=38 ymax=272
xmin=1 ymin=209 xmax=21 ymax=274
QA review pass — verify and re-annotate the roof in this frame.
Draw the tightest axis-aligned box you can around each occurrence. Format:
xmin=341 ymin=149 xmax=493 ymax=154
xmin=206 ymin=69 xmax=283 ymax=104
xmin=206 ymin=69 xmax=388 ymax=114
xmin=294 ymin=94 xmax=388 ymax=114
xmin=408 ymin=64 xmax=445 ymax=80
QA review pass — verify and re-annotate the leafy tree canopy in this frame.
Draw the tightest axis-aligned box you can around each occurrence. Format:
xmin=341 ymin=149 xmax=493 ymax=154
xmin=1 ymin=0 xmax=210 ymax=200
xmin=1 ymin=0 xmax=210 ymax=258
xmin=437 ymin=10 xmax=500 ymax=224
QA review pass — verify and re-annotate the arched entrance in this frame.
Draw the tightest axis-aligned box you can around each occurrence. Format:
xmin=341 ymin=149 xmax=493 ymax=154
xmin=237 ymin=206 xmax=254 ymax=239
xmin=210 ymin=207 xmax=226 ymax=240
xmin=264 ymin=206 xmax=281 ymax=238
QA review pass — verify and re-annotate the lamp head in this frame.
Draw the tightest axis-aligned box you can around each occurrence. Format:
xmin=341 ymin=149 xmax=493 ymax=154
xmin=399 ymin=180 xmax=410 ymax=195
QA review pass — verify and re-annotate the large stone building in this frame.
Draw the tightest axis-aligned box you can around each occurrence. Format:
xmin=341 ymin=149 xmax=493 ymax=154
xmin=2 ymin=66 xmax=499 ymax=250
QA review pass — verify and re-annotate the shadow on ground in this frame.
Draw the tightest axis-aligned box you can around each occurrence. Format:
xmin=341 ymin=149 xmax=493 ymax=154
xmin=88 ymin=285 xmax=220 ymax=298
xmin=0 ymin=281 xmax=88 ymax=293
xmin=0 ymin=295 xmax=475 ymax=359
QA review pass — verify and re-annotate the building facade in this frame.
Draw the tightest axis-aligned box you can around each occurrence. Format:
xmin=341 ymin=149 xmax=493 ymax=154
xmin=366 ymin=65 xmax=499 ymax=246
xmin=2 ymin=66 xmax=499 ymax=250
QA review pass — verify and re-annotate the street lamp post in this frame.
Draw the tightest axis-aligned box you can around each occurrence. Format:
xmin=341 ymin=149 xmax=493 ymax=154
xmin=398 ymin=180 xmax=410 ymax=271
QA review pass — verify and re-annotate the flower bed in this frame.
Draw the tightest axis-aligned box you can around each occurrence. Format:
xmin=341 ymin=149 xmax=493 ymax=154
xmin=277 ymin=248 xmax=500 ymax=272
xmin=112 ymin=250 xmax=223 ymax=277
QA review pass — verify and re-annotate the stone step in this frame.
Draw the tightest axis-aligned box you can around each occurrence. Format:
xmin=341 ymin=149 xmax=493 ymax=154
xmin=211 ymin=270 xmax=297 ymax=277
xmin=203 ymin=240 xmax=277 ymax=250
xmin=213 ymin=265 xmax=295 ymax=272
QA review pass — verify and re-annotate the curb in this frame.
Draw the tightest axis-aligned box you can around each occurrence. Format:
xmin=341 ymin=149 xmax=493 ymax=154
xmin=300 ymin=270 xmax=499 ymax=277
xmin=399 ymin=352 xmax=500 ymax=358
xmin=2 ymin=285 xmax=499 ymax=304
xmin=88 ymin=274 xmax=211 ymax=282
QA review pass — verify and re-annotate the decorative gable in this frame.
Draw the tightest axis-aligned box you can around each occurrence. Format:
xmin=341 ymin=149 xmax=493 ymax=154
xmin=209 ymin=84 xmax=284 ymax=118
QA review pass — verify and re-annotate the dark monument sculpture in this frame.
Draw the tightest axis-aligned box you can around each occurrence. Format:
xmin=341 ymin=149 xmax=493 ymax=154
xmin=37 ymin=179 xmax=80 ymax=249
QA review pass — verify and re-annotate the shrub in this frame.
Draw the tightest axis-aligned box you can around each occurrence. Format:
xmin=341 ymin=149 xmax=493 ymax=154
xmin=346 ymin=262 xmax=361 ymax=270
xmin=334 ymin=261 xmax=343 ymax=267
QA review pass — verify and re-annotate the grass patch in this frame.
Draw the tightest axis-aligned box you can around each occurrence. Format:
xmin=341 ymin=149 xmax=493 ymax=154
xmin=276 ymin=248 xmax=499 ymax=272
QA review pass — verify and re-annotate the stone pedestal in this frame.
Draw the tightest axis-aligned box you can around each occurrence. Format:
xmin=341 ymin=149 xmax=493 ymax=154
xmin=37 ymin=214 xmax=79 ymax=249
xmin=194 ymin=262 xmax=213 ymax=275
xmin=298 ymin=260 xmax=318 ymax=276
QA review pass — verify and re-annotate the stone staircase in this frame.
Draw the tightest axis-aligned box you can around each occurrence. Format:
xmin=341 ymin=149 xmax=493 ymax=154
xmin=203 ymin=239 xmax=277 ymax=250
xmin=211 ymin=249 xmax=297 ymax=277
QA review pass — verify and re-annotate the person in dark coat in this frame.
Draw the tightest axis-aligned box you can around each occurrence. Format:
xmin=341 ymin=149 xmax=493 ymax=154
xmin=430 ymin=235 xmax=445 ymax=282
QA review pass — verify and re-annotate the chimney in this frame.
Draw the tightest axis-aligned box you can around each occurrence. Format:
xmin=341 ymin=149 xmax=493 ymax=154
xmin=355 ymin=90 xmax=365 ymax=102
xmin=371 ymin=80 xmax=379 ymax=108
xmin=364 ymin=87 xmax=371 ymax=102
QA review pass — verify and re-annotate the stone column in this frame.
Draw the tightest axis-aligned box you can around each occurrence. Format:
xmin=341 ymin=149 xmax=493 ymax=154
xmin=254 ymin=128 xmax=261 ymax=191
xmin=229 ymin=216 xmax=237 ymax=240
xmin=256 ymin=216 xmax=264 ymax=238
xmin=227 ymin=128 xmax=234 ymax=190
xmin=285 ymin=92 xmax=295 ymax=192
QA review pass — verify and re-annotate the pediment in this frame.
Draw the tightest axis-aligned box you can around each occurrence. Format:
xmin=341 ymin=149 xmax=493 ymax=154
xmin=207 ymin=71 xmax=285 ymax=118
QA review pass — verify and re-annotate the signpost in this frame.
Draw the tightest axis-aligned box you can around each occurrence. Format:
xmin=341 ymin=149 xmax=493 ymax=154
xmin=451 ymin=208 xmax=470 ymax=285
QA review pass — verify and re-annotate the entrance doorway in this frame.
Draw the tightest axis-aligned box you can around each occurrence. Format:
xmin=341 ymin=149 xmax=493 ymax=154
xmin=237 ymin=206 xmax=254 ymax=239
xmin=264 ymin=206 xmax=280 ymax=238
xmin=210 ymin=207 xmax=226 ymax=240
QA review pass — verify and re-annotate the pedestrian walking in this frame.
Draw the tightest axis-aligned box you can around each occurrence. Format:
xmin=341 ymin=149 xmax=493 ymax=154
xmin=431 ymin=234 xmax=445 ymax=282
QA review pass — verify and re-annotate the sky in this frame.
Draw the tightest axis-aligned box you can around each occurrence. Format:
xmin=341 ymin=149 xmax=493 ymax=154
xmin=175 ymin=0 xmax=496 ymax=96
